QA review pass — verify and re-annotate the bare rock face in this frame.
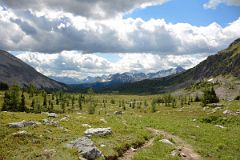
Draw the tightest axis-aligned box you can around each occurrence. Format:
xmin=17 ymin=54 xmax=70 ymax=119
xmin=8 ymin=121 xmax=41 ymax=128
xmin=84 ymin=128 xmax=112 ymax=137
xmin=66 ymin=137 xmax=102 ymax=160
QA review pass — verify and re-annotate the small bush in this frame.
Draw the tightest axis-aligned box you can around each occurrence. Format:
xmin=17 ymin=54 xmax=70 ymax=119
xmin=234 ymin=95 xmax=240 ymax=100
xmin=201 ymin=87 xmax=219 ymax=106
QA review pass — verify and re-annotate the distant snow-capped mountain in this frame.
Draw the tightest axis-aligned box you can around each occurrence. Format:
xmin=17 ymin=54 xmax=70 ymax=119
xmin=50 ymin=66 xmax=185 ymax=84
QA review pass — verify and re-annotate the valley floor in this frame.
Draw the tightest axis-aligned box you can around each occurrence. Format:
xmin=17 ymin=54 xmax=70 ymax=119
xmin=0 ymin=94 xmax=240 ymax=160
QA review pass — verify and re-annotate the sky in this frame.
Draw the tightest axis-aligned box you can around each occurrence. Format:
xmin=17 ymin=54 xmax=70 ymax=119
xmin=0 ymin=0 xmax=240 ymax=79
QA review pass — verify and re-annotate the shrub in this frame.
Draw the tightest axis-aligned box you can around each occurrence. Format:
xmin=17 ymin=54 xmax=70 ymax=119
xmin=0 ymin=82 xmax=9 ymax=90
xmin=201 ymin=87 xmax=219 ymax=106
xmin=234 ymin=95 xmax=240 ymax=100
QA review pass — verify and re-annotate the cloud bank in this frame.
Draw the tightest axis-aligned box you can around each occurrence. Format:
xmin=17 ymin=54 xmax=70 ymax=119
xmin=204 ymin=0 xmax=240 ymax=9
xmin=0 ymin=0 xmax=168 ymax=19
xmin=0 ymin=5 xmax=240 ymax=54
xmin=16 ymin=51 xmax=207 ymax=79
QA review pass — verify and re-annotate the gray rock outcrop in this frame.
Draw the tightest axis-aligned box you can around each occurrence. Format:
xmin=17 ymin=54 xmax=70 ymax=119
xmin=8 ymin=121 xmax=41 ymax=128
xmin=84 ymin=128 xmax=112 ymax=137
xmin=66 ymin=137 xmax=102 ymax=160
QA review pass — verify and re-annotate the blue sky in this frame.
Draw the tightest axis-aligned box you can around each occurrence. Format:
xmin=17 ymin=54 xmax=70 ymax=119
xmin=126 ymin=0 xmax=240 ymax=27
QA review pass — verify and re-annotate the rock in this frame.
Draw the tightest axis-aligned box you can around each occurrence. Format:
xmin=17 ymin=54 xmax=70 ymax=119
xmin=82 ymin=124 xmax=92 ymax=128
xmin=41 ymin=112 xmax=49 ymax=115
xmin=160 ymin=139 xmax=174 ymax=145
xmin=100 ymin=118 xmax=107 ymax=123
xmin=84 ymin=128 xmax=112 ymax=137
xmin=215 ymin=125 xmax=225 ymax=129
xmin=66 ymin=137 xmax=102 ymax=160
xmin=8 ymin=121 xmax=41 ymax=128
xmin=8 ymin=122 xmax=25 ymax=128
xmin=131 ymin=147 xmax=137 ymax=152
xmin=211 ymin=107 xmax=222 ymax=113
xmin=77 ymin=116 xmax=86 ymax=119
xmin=24 ymin=121 xmax=41 ymax=127
xmin=236 ymin=110 xmax=240 ymax=115
xmin=171 ymin=150 xmax=179 ymax=157
xmin=42 ymin=119 xmax=59 ymax=127
xmin=48 ymin=113 xmax=58 ymax=118
xmin=100 ymin=144 xmax=105 ymax=148
xmin=12 ymin=130 xmax=31 ymax=136
xmin=60 ymin=117 xmax=69 ymax=121
xmin=203 ymin=107 xmax=209 ymax=111
xmin=192 ymin=119 xmax=197 ymax=122
xmin=42 ymin=149 xmax=56 ymax=159
xmin=223 ymin=110 xmax=231 ymax=115
xmin=59 ymin=126 xmax=69 ymax=132
xmin=114 ymin=111 xmax=123 ymax=115
xmin=208 ymin=103 xmax=224 ymax=107
xmin=180 ymin=152 xmax=187 ymax=157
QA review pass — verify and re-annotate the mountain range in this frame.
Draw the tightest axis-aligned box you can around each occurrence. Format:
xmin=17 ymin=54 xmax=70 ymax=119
xmin=0 ymin=50 xmax=65 ymax=89
xmin=104 ymin=38 xmax=240 ymax=93
xmin=0 ymin=38 xmax=239 ymax=93
xmin=51 ymin=66 xmax=185 ymax=84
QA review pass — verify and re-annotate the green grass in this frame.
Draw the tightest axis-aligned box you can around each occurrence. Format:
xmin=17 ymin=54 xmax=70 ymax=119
xmin=0 ymin=92 xmax=240 ymax=160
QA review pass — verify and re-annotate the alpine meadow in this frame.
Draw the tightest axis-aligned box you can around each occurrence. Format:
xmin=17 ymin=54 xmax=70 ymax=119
xmin=0 ymin=1 xmax=240 ymax=160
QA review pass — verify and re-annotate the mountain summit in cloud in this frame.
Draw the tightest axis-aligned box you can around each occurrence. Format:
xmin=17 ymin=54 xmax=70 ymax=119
xmin=50 ymin=66 xmax=185 ymax=85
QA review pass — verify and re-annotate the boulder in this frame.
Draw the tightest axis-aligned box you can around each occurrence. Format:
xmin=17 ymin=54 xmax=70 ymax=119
xmin=66 ymin=137 xmax=102 ymax=160
xmin=48 ymin=113 xmax=58 ymax=118
xmin=84 ymin=128 xmax=112 ymax=137
xmin=8 ymin=122 xmax=24 ymax=128
xmin=236 ymin=110 xmax=240 ymax=115
xmin=8 ymin=121 xmax=41 ymax=128
xmin=59 ymin=126 xmax=69 ymax=132
xmin=223 ymin=110 xmax=232 ymax=115
xmin=41 ymin=149 xmax=56 ymax=159
xmin=171 ymin=150 xmax=179 ymax=157
xmin=82 ymin=124 xmax=92 ymax=128
xmin=215 ymin=124 xmax=225 ymax=129
xmin=114 ymin=111 xmax=123 ymax=115
xmin=60 ymin=117 xmax=69 ymax=121
xmin=24 ymin=121 xmax=41 ymax=127
xmin=42 ymin=119 xmax=59 ymax=127
xmin=12 ymin=130 xmax=31 ymax=136
xmin=208 ymin=103 xmax=224 ymax=107
xmin=160 ymin=139 xmax=174 ymax=145
xmin=100 ymin=118 xmax=107 ymax=123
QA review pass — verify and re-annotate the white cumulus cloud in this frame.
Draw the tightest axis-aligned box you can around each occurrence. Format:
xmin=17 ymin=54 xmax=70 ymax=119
xmin=15 ymin=51 xmax=207 ymax=79
xmin=0 ymin=6 xmax=240 ymax=54
xmin=204 ymin=0 xmax=240 ymax=9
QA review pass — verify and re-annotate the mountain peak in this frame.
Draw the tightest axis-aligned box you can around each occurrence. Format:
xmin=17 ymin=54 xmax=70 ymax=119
xmin=0 ymin=50 xmax=65 ymax=89
xmin=229 ymin=38 xmax=240 ymax=47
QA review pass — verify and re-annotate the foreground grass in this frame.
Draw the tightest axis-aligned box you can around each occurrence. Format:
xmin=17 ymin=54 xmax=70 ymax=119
xmin=0 ymin=94 xmax=240 ymax=160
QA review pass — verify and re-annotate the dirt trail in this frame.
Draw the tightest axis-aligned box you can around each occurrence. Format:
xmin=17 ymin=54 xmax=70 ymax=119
xmin=118 ymin=128 xmax=201 ymax=160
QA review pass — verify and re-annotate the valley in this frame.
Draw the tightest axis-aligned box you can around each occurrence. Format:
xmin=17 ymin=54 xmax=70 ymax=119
xmin=0 ymin=3 xmax=239 ymax=159
xmin=0 ymin=87 xmax=240 ymax=159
